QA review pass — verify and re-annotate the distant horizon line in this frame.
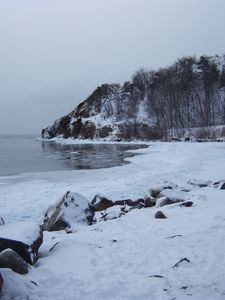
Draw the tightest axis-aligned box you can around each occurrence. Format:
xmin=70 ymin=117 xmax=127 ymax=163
xmin=0 ymin=133 xmax=39 ymax=137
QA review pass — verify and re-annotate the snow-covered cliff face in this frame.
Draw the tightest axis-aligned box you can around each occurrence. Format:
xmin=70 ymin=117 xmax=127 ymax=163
xmin=42 ymin=82 xmax=159 ymax=140
xmin=42 ymin=54 xmax=225 ymax=140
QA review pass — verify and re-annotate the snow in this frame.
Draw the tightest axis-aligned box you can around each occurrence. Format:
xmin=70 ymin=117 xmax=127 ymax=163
xmin=1 ymin=141 xmax=225 ymax=299
xmin=0 ymin=221 xmax=40 ymax=245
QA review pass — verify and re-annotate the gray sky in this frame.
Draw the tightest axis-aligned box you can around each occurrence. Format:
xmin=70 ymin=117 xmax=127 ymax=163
xmin=1 ymin=0 xmax=225 ymax=134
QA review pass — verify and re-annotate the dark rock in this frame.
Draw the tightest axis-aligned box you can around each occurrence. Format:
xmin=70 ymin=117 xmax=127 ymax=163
xmin=0 ymin=238 xmax=34 ymax=265
xmin=91 ymin=194 xmax=114 ymax=211
xmin=43 ymin=191 xmax=95 ymax=232
xmin=0 ymin=222 xmax=43 ymax=264
xmin=114 ymin=198 xmax=144 ymax=207
xmin=180 ymin=201 xmax=193 ymax=207
xmin=144 ymin=196 xmax=156 ymax=207
xmin=0 ymin=217 xmax=5 ymax=226
xmin=154 ymin=211 xmax=167 ymax=219
xmin=0 ymin=273 xmax=3 ymax=292
xmin=31 ymin=227 xmax=43 ymax=257
xmin=151 ymin=189 xmax=162 ymax=199
xmin=220 ymin=182 xmax=225 ymax=190
xmin=0 ymin=248 xmax=28 ymax=274
xmin=128 ymin=203 xmax=145 ymax=211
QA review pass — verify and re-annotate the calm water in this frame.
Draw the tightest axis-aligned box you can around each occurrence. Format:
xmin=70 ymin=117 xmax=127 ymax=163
xmin=0 ymin=135 xmax=147 ymax=176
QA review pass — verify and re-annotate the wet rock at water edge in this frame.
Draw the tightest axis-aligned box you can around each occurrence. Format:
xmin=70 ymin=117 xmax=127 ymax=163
xmin=0 ymin=249 xmax=28 ymax=274
xmin=155 ymin=211 xmax=167 ymax=219
xmin=43 ymin=191 xmax=95 ymax=232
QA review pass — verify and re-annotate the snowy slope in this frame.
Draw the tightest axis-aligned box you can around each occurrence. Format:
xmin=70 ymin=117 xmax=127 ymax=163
xmin=1 ymin=141 xmax=225 ymax=299
xmin=42 ymin=54 xmax=225 ymax=141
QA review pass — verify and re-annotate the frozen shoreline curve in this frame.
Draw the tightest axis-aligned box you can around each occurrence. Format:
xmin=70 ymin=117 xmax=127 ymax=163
xmin=0 ymin=141 xmax=225 ymax=299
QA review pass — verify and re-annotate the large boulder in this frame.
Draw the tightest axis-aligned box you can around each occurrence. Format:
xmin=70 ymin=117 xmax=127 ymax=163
xmin=0 ymin=221 xmax=43 ymax=264
xmin=0 ymin=249 xmax=28 ymax=274
xmin=43 ymin=191 xmax=95 ymax=232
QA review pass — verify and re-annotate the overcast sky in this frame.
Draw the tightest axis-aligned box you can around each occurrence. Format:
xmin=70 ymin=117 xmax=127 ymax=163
xmin=1 ymin=0 xmax=225 ymax=134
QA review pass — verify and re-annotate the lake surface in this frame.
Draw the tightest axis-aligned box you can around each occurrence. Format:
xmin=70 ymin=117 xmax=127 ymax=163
xmin=0 ymin=135 xmax=147 ymax=176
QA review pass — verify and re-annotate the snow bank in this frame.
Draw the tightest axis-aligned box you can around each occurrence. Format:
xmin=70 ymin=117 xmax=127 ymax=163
xmin=1 ymin=142 xmax=225 ymax=299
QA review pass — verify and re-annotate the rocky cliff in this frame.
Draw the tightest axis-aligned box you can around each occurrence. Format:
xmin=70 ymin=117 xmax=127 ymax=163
xmin=42 ymin=54 xmax=225 ymax=140
xmin=42 ymin=82 xmax=160 ymax=140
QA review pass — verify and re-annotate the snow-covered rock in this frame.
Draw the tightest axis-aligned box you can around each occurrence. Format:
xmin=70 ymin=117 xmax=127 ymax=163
xmin=42 ymin=191 xmax=95 ymax=232
xmin=187 ymin=179 xmax=212 ymax=188
xmin=145 ymin=181 xmax=178 ymax=199
xmin=155 ymin=196 xmax=184 ymax=207
xmin=97 ymin=205 xmax=126 ymax=221
xmin=0 ymin=221 xmax=43 ymax=264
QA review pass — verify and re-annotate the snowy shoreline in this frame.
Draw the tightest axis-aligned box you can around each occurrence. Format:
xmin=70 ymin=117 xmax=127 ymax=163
xmin=1 ymin=141 xmax=225 ymax=299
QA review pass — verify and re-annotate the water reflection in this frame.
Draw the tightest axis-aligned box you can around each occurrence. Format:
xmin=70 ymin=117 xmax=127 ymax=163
xmin=41 ymin=141 xmax=148 ymax=170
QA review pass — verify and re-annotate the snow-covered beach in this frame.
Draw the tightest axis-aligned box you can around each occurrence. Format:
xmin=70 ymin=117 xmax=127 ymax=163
xmin=1 ymin=141 xmax=225 ymax=299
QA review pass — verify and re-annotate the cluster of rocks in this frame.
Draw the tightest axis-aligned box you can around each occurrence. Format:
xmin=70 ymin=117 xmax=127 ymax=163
xmin=0 ymin=221 xmax=43 ymax=293
xmin=0 ymin=179 xmax=224 ymax=295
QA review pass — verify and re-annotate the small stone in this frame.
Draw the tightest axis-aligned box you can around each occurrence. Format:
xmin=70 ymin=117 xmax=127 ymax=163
xmin=155 ymin=211 xmax=167 ymax=219
xmin=0 ymin=217 xmax=5 ymax=226
xmin=180 ymin=201 xmax=193 ymax=207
